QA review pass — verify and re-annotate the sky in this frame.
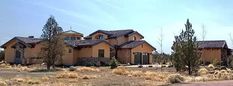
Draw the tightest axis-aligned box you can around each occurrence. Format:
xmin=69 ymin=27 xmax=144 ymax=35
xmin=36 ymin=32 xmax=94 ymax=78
xmin=1 ymin=0 xmax=233 ymax=53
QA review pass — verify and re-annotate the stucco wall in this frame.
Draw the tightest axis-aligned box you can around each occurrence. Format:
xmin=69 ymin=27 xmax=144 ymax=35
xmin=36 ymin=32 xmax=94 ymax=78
xmin=108 ymin=39 xmax=117 ymax=46
xmin=200 ymin=48 xmax=221 ymax=63
xmin=76 ymin=47 xmax=93 ymax=58
xmin=116 ymin=36 xmax=128 ymax=45
xmin=92 ymin=42 xmax=110 ymax=58
xmin=131 ymin=43 xmax=154 ymax=64
xmin=61 ymin=46 xmax=74 ymax=65
xmin=128 ymin=33 xmax=143 ymax=41
xmin=4 ymin=40 xmax=17 ymax=63
xmin=117 ymin=49 xmax=131 ymax=64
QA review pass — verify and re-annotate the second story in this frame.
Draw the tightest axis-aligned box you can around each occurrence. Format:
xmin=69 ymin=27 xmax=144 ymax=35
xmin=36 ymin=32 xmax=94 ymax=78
xmin=62 ymin=30 xmax=84 ymax=41
xmin=85 ymin=29 xmax=144 ymax=46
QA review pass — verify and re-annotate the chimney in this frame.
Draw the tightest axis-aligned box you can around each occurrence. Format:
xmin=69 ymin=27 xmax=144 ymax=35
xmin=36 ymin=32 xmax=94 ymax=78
xmin=28 ymin=36 xmax=34 ymax=38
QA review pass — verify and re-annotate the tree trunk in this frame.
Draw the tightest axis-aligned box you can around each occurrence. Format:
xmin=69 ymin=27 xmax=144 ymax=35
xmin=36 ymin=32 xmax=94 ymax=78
xmin=188 ymin=65 xmax=192 ymax=75
xmin=47 ymin=63 xmax=51 ymax=70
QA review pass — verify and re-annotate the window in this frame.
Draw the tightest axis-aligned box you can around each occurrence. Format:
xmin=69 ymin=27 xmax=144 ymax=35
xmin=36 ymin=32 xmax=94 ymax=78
xmin=64 ymin=37 xmax=70 ymax=40
xmin=76 ymin=37 xmax=80 ymax=40
xmin=71 ymin=37 xmax=76 ymax=40
xmin=133 ymin=36 xmax=136 ymax=40
xmin=68 ymin=49 xmax=72 ymax=53
xmin=98 ymin=49 xmax=104 ymax=57
xmin=98 ymin=35 xmax=104 ymax=40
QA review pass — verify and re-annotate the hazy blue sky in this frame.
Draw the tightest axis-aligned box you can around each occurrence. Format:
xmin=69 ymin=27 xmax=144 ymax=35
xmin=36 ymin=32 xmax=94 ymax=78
xmin=1 ymin=0 xmax=233 ymax=53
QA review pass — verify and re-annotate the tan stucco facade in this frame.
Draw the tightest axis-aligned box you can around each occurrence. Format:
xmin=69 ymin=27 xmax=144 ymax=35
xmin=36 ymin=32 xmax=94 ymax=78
xmin=3 ymin=39 xmax=111 ymax=65
xmin=200 ymin=48 xmax=222 ymax=64
xmin=4 ymin=40 xmax=17 ymax=63
xmin=117 ymin=42 xmax=154 ymax=64
xmin=4 ymin=40 xmax=44 ymax=64
xmin=128 ymin=33 xmax=143 ymax=41
xmin=3 ymin=29 xmax=155 ymax=65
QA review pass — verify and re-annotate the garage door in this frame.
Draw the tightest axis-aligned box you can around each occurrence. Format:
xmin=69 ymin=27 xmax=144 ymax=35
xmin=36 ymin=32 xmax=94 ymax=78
xmin=143 ymin=53 xmax=149 ymax=64
xmin=134 ymin=52 xmax=142 ymax=65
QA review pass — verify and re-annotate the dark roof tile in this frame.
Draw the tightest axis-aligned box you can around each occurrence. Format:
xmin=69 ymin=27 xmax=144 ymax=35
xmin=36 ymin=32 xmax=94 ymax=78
xmin=197 ymin=40 xmax=227 ymax=49
xmin=119 ymin=40 xmax=156 ymax=50
xmin=89 ymin=29 xmax=138 ymax=38
xmin=66 ymin=40 xmax=111 ymax=47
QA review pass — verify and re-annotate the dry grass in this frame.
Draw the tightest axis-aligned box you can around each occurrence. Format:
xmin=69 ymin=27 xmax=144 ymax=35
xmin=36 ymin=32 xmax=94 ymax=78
xmin=27 ymin=79 xmax=40 ymax=84
xmin=166 ymin=74 xmax=185 ymax=84
xmin=56 ymin=71 xmax=98 ymax=80
xmin=198 ymin=67 xmax=209 ymax=76
xmin=77 ymin=67 xmax=100 ymax=72
xmin=56 ymin=72 xmax=79 ymax=79
xmin=0 ymin=78 xmax=7 ymax=86
xmin=112 ymin=67 xmax=129 ymax=75
xmin=207 ymin=64 xmax=215 ymax=69
xmin=41 ymin=76 xmax=50 ymax=81
xmin=12 ymin=77 xmax=27 ymax=83
xmin=82 ymin=75 xmax=98 ymax=79
xmin=0 ymin=63 xmax=12 ymax=68
xmin=112 ymin=67 xmax=170 ymax=81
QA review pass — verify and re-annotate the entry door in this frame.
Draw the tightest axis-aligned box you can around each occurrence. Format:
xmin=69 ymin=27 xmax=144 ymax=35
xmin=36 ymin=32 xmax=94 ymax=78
xmin=15 ymin=50 xmax=22 ymax=64
xmin=143 ymin=53 xmax=149 ymax=64
xmin=134 ymin=52 xmax=142 ymax=65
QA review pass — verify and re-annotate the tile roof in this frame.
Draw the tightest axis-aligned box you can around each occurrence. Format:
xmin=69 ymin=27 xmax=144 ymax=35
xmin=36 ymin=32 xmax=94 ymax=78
xmin=197 ymin=40 xmax=227 ymax=49
xmin=15 ymin=37 xmax=42 ymax=44
xmin=1 ymin=36 xmax=42 ymax=48
xmin=119 ymin=40 xmax=156 ymax=50
xmin=120 ymin=41 xmax=145 ymax=48
xmin=63 ymin=30 xmax=83 ymax=36
xmin=66 ymin=40 xmax=111 ymax=47
xmin=89 ymin=29 xmax=142 ymax=38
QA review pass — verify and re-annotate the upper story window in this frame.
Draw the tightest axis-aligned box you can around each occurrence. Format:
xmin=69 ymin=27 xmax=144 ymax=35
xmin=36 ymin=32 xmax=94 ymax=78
xmin=64 ymin=37 xmax=70 ymax=41
xmin=76 ymin=37 xmax=81 ymax=40
xmin=98 ymin=35 xmax=105 ymax=40
xmin=133 ymin=36 xmax=136 ymax=40
xmin=71 ymin=37 xmax=76 ymax=40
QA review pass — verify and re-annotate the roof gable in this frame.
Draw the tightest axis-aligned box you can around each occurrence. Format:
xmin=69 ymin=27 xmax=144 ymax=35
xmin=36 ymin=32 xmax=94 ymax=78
xmin=88 ymin=29 xmax=136 ymax=39
xmin=66 ymin=40 xmax=112 ymax=48
xmin=197 ymin=40 xmax=228 ymax=49
xmin=119 ymin=40 xmax=156 ymax=50
xmin=63 ymin=30 xmax=83 ymax=36
xmin=1 ymin=37 xmax=42 ymax=48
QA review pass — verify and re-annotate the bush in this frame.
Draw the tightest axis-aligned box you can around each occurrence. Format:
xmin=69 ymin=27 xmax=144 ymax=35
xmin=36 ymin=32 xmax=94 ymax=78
xmin=208 ymin=64 xmax=215 ymax=69
xmin=0 ymin=81 xmax=7 ymax=86
xmin=167 ymin=74 xmax=185 ymax=84
xmin=197 ymin=67 xmax=209 ymax=76
xmin=77 ymin=67 xmax=100 ymax=72
xmin=110 ymin=58 xmax=118 ymax=69
xmin=56 ymin=72 xmax=79 ymax=79
xmin=112 ymin=67 xmax=129 ymax=75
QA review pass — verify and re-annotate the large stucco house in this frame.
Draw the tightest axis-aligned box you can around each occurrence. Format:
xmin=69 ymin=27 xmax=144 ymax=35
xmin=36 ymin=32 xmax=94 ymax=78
xmin=85 ymin=29 xmax=156 ymax=64
xmin=1 ymin=29 xmax=156 ymax=65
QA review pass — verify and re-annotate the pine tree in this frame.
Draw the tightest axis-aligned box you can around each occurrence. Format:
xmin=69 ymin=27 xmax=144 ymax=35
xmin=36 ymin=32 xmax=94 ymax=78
xmin=172 ymin=19 xmax=200 ymax=75
xmin=41 ymin=16 xmax=65 ymax=70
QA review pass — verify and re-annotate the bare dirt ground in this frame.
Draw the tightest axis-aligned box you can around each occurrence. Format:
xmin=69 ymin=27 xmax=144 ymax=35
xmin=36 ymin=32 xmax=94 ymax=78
xmin=1 ymin=65 xmax=233 ymax=86
xmin=0 ymin=66 xmax=172 ymax=86
xmin=172 ymin=80 xmax=233 ymax=86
